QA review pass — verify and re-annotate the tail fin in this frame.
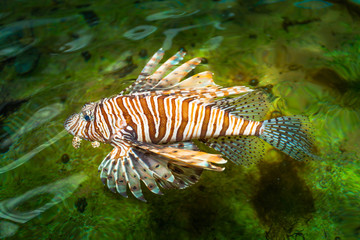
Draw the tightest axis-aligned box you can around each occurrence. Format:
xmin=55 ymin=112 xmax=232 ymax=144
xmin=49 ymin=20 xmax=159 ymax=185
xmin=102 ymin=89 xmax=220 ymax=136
xmin=259 ymin=116 xmax=316 ymax=161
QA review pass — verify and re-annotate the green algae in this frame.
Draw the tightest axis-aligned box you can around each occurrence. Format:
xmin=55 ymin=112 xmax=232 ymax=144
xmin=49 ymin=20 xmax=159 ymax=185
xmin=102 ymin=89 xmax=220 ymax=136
xmin=0 ymin=0 xmax=360 ymax=239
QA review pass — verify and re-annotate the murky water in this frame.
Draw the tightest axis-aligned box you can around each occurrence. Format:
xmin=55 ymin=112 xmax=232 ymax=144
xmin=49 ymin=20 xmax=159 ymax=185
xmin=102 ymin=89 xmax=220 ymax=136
xmin=1 ymin=0 xmax=359 ymax=239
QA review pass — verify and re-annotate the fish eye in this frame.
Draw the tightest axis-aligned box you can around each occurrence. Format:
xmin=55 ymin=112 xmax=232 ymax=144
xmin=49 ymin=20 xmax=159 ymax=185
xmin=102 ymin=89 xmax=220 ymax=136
xmin=82 ymin=111 xmax=93 ymax=121
xmin=81 ymin=102 xmax=96 ymax=121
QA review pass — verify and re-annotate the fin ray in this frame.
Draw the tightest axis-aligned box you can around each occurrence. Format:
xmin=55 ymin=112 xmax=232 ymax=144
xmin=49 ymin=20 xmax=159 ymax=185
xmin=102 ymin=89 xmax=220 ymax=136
xmin=123 ymin=157 xmax=145 ymax=201
xmin=124 ymin=49 xmax=165 ymax=94
xmin=146 ymin=50 xmax=186 ymax=86
xmin=114 ymin=159 xmax=128 ymax=197
xmin=154 ymin=57 xmax=202 ymax=89
xmin=259 ymin=116 xmax=316 ymax=161
xmin=129 ymin=150 xmax=163 ymax=195
xmin=170 ymin=71 xmax=219 ymax=90
xmin=214 ymin=91 xmax=269 ymax=121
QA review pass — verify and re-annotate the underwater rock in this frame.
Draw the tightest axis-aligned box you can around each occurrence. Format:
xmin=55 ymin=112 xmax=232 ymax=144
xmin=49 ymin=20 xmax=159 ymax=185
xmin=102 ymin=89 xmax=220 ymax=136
xmin=0 ymin=130 xmax=67 ymax=174
xmin=138 ymin=49 xmax=148 ymax=58
xmin=249 ymin=78 xmax=259 ymax=86
xmin=123 ymin=25 xmax=157 ymax=41
xmin=294 ymin=0 xmax=333 ymax=9
xmin=0 ymin=174 xmax=87 ymax=223
xmin=201 ymin=57 xmax=208 ymax=64
xmin=257 ymin=84 xmax=273 ymax=93
xmin=0 ymin=221 xmax=19 ymax=238
xmin=75 ymin=197 xmax=87 ymax=213
xmin=81 ymin=51 xmax=91 ymax=61
xmin=308 ymin=67 xmax=349 ymax=94
xmin=79 ymin=10 xmax=100 ymax=27
xmin=14 ymin=47 xmax=40 ymax=75
xmin=61 ymin=153 xmax=70 ymax=164
xmin=249 ymin=34 xmax=257 ymax=39
xmin=251 ymin=158 xmax=315 ymax=239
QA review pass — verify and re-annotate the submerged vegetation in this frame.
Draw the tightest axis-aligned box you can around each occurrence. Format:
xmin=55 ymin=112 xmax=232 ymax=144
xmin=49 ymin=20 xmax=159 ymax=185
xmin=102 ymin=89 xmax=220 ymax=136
xmin=0 ymin=0 xmax=359 ymax=239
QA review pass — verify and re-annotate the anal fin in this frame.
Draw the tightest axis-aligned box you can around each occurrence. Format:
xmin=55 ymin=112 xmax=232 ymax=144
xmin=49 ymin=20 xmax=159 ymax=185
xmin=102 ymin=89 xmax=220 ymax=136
xmin=132 ymin=147 xmax=205 ymax=191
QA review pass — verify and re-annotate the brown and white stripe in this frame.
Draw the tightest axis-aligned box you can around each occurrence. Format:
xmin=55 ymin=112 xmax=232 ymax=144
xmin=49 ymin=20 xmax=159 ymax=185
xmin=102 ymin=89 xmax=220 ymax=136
xmin=78 ymin=95 xmax=265 ymax=145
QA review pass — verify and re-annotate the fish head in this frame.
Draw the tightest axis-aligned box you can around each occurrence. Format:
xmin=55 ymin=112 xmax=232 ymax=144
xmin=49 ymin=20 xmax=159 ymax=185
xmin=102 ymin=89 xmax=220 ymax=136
xmin=64 ymin=102 xmax=104 ymax=147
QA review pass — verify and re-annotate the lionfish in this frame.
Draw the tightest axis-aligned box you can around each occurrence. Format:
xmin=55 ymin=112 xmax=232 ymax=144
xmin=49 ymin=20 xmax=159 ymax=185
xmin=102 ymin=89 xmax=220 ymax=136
xmin=64 ymin=49 xmax=314 ymax=201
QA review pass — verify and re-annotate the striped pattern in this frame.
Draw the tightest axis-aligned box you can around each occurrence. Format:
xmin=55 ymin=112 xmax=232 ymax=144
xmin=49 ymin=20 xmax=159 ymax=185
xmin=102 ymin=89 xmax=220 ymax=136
xmin=65 ymin=95 xmax=264 ymax=146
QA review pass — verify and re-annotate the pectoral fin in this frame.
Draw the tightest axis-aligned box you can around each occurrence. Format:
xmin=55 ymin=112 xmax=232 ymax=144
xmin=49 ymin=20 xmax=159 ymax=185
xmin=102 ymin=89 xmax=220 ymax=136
xmin=98 ymin=138 xmax=226 ymax=201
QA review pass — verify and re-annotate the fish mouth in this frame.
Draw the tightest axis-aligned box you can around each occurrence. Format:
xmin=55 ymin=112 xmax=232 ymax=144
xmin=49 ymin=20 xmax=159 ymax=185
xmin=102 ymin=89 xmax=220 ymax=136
xmin=64 ymin=113 xmax=80 ymax=135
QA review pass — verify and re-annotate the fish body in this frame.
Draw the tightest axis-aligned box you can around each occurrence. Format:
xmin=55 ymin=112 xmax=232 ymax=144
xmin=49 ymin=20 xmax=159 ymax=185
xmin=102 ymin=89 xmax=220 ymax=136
xmin=66 ymin=95 xmax=263 ymax=145
xmin=64 ymin=49 xmax=315 ymax=201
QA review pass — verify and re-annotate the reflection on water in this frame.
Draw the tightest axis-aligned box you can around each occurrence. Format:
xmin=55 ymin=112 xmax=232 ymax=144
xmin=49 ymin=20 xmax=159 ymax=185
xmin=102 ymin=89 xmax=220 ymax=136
xmin=0 ymin=130 xmax=67 ymax=174
xmin=294 ymin=0 xmax=333 ymax=9
xmin=59 ymin=29 xmax=93 ymax=53
xmin=0 ymin=174 xmax=87 ymax=224
xmin=0 ymin=220 xmax=18 ymax=238
xmin=0 ymin=103 xmax=64 ymax=150
xmin=201 ymin=36 xmax=224 ymax=51
xmin=145 ymin=9 xmax=199 ymax=21
xmin=123 ymin=25 xmax=158 ymax=41
xmin=0 ymin=16 xmax=78 ymax=59
xmin=162 ymin=21 xmax=222 ymax=50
